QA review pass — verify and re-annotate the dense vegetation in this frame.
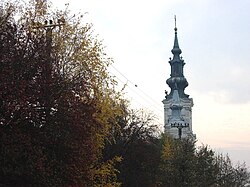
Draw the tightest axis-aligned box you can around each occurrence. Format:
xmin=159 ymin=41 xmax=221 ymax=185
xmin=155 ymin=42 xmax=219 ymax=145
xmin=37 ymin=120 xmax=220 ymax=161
xmin=0 ymin=1 xmax=249 ymax=186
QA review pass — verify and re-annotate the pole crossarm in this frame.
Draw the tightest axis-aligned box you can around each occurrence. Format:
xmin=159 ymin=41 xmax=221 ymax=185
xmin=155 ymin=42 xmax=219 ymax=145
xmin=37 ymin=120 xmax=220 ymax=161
xmin=32 ymin=19 xmax=65 ymax=30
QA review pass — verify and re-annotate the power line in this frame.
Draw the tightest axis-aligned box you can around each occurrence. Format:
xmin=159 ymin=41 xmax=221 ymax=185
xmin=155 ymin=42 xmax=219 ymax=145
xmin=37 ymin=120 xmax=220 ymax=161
xmin=109 ymin=71 xmax=159 ymax=110
xmin=109 ymin=66 xmax=163 ymax=116
xmin=110 ymin=64 xmax=163 ymax=113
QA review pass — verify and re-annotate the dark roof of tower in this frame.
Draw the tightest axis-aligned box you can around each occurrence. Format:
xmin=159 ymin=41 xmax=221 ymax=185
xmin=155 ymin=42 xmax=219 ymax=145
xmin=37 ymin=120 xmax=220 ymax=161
xmin=171 ymin=27 xmax=182 ymax=57
xmin=165 ymin=16 xmax=189 ymax=99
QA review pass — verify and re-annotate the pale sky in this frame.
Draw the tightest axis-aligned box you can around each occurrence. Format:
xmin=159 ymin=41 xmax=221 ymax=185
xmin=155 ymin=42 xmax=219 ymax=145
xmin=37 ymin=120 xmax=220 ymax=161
xmin=50 ymin=0 xmax=250 ymax=167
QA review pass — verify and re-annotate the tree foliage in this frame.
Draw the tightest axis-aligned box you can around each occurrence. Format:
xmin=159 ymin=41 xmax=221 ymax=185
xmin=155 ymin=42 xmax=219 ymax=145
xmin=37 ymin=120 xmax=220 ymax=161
xmin=0 ymin=1 xmax=122 ymax=186
xmin=158 ymin=135 xmax=249 ymax=187
xmin=159 ymin=135 xmax=197 ymax=187
xmin=103 ymin=108 xmax=161 ymax=187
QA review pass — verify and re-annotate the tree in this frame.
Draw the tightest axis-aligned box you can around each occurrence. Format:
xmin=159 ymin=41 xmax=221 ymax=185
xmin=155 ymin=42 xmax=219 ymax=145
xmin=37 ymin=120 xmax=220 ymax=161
xmin=103 ymin=108 xmax=161 ymax=187
xmin=194 ymin=145 xmax=219 ymax=186
xmin=210 ymin=153 xmax=249 ymax=187
xmin=0 ymin=1 xmax=122 ymax=186
xmin=159 ymin=135 xmax=196 ymax=187
xmin=158 ymin=136 xmax=250 ymax=187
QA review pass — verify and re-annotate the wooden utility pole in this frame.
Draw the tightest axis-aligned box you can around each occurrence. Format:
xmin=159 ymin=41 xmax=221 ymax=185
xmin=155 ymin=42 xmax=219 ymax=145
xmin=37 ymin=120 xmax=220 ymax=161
xmin=33 ymin=19 xmax=65 ymax=124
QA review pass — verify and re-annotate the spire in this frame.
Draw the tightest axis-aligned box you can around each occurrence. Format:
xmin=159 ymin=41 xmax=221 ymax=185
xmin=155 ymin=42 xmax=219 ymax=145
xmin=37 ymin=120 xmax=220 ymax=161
xmin=166 ymin=16 xmax=189 ymax=99
xmin=171 ymin=15 xmax=182 ymax=57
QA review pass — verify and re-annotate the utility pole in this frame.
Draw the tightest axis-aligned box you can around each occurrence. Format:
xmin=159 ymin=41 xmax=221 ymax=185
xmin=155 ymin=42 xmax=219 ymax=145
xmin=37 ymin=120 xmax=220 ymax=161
xmin=32 ymin=19 xmax=65 ymax=124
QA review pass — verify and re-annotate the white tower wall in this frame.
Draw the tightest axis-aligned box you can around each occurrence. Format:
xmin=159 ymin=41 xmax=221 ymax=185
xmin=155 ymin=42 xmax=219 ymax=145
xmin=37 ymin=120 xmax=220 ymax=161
xmin=163 ymin=97 xmax=195 ymax=139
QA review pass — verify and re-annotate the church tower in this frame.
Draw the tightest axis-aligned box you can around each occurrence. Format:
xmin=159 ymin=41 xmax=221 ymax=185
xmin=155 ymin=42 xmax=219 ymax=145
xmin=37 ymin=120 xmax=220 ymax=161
xmin=162 ymin=18 xmax=195 ymax=139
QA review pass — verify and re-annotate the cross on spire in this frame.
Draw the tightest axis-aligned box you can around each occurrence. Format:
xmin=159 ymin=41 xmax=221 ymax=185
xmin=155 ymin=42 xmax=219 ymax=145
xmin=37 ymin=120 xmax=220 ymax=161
xmin=174 ymin=15 xmax=177 ymax=33
xmin=174 ymin=15 xmax=176 ymax=28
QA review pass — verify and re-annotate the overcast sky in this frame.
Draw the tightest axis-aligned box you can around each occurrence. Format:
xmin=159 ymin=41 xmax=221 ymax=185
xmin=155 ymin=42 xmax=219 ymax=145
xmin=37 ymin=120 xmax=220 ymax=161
xmin=50 ymin=0 xmax=250 ymax=167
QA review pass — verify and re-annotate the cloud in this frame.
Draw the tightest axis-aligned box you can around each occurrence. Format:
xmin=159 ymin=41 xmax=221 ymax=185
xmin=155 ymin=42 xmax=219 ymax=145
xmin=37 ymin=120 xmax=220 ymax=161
xmin=192 ymin=64 xmax=250 ymax=104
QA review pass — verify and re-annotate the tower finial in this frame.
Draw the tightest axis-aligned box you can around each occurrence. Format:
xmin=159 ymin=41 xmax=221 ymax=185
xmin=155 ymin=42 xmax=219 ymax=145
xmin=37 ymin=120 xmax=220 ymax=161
xmin=174 ymin=15 xmax=177 ymax=32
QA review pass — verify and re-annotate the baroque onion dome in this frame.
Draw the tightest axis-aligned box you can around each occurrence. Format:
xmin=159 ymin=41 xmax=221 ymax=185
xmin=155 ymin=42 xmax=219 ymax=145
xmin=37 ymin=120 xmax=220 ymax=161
xmin=166 ymin=22 xmax=189 ymax=99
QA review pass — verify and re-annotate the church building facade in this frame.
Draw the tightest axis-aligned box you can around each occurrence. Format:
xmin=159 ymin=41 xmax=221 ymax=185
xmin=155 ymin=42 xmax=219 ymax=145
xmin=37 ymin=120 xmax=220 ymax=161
xmin=162 ymin=22 xmax=195 ymax=139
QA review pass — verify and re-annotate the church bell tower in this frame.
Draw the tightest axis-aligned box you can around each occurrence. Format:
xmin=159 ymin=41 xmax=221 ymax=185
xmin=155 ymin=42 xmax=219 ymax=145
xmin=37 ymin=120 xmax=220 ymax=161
xmin=162 ymin=17 xmax=195 ymax=139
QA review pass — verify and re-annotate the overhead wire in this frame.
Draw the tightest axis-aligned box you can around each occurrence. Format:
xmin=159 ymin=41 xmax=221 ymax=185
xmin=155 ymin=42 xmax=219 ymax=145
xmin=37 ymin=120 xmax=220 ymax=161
xmin=109 ymin=70 xmax=162 ymax=113
xmin=109 ymin=64 xmax=164 ymax=126
xmin=110 ymin=64 xmax=163 ymax=112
